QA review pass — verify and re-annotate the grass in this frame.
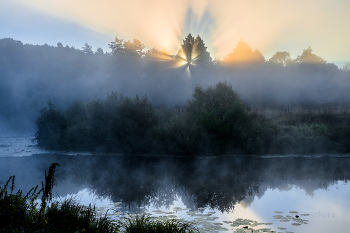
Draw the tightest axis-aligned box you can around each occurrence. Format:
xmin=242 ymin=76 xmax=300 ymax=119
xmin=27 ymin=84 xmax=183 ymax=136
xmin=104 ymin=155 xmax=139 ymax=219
xmin=0 ymin=163 xmax=199 ymax=233
xmin=261 ymin=104 xmax=350 ymax=154
xmin=119 ymin=214 xmax=198 ymax=233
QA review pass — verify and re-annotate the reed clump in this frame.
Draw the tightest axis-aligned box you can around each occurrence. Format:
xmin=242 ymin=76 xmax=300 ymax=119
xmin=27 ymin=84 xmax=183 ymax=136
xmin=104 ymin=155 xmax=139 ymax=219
xmin=0 ymin=163 xmax=198 ymax=232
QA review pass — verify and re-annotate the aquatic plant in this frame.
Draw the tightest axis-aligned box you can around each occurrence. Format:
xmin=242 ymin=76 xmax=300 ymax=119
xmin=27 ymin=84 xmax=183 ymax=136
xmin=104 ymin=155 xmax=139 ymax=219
xmin=120 ymin=214 xmax=199 ymax=233
xmin=0 ymin=163 xmax=117 ymax=232
xmin=0 ymin=176 xmax=40 ymax=231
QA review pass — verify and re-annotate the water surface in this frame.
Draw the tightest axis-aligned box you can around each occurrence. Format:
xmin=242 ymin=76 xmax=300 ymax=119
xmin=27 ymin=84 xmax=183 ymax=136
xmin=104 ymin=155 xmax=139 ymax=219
xmin=0 ymin=136 xmax=349 ymax=232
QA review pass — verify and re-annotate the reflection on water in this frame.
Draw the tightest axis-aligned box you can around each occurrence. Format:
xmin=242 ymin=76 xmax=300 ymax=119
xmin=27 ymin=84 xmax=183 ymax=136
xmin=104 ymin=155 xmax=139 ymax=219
xmin=0 ymin=154 xmax=350 ymax=232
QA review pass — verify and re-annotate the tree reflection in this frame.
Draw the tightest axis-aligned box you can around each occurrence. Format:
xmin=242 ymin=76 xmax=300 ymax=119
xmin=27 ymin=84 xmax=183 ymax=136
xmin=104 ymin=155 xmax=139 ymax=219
xmin=14 ymin=154 xmax=350 ymax=213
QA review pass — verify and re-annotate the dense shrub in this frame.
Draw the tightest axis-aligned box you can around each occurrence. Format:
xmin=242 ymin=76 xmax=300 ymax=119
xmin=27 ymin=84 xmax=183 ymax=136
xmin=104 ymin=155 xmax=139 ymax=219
xmin=153 ymin=111 xmax=208 ymax=155
xmin=35 ymin=101 xmax=68 ymax=150
xmin=35 ymin=93 xmax=158 ymax=153
xmin=186 ymin=82 xmax=265 ymax=154
xmin=34 ymin=84 xmax=350 ymax=155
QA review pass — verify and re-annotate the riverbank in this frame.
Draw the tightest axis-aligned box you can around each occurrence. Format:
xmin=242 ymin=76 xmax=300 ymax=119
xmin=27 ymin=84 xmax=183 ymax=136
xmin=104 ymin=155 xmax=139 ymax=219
xmin=34 ymin=82 xmax=350 ymax=156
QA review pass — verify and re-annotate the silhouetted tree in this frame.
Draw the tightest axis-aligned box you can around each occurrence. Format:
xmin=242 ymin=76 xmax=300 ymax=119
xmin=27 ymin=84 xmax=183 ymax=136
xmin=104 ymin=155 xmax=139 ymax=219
xmin=109 ymin=37 xmax=124 ymax=55
xmin=341 ymin=61 xmax=350 ymax=72
xmin=82 ymin=43 xmax=93 ymax=55
xmin=95 ymin=47 xmax=104 ymax=55
xmin=177 ymin=34 xmax=211 ymax=65
xmin=268 ymin=51 xmax=293 ymax=66
xmin=178 ymin=33 xmax=195 ymax=63
xmin=109 ymin=37 xmax=145 ymax=58
xmin=295 ymin=47 xmax=326 ymax=64
xmin=193 ymin=35 xmax=211 ymax=64
xmin=124 ymin=39 xmax=145 ymax=57
xmin=223 ymin=40 xmax=265 ymax=65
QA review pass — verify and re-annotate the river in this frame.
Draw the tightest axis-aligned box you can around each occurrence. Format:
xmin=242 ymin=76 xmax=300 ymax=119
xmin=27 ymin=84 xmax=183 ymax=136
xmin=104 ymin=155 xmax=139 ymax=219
xmin=1 ymin=135 xmax=350 ymax=232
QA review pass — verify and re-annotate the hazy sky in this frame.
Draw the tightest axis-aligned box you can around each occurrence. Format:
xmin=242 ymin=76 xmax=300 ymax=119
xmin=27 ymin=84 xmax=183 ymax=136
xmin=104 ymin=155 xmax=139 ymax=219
xmin=1 ymin=0 xmax=349 ymax=65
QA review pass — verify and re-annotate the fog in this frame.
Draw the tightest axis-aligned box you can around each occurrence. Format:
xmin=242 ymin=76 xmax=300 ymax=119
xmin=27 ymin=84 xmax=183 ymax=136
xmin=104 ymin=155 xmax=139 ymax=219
xmin=1 ymin=154 xmax=349 ymax=212
xmin=0 ymin=37 xmax=349 ymax=134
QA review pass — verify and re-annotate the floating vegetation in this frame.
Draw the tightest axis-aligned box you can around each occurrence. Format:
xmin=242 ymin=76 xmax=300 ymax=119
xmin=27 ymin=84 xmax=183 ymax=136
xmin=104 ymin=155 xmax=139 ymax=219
xmin=80 ymin=203 xmax=313 ymax=233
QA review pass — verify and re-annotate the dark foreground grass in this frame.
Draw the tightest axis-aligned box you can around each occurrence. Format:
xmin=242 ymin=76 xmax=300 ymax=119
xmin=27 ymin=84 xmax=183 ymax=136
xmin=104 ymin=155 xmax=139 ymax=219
xmin=119 ymin=215 xmax=198 ymax=233
xmin=0 ymin=163 xmax=198 ymax=233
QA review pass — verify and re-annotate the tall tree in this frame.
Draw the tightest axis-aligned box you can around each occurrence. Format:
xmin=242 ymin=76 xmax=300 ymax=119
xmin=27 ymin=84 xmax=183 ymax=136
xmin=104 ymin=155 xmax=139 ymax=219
xmin=342 ymin=61 xmax=350 ymax=72
xmin=109 ymin=37 xmax=124 ymax=55
xmin=223 ymin=40 xmax=265 ymax=64
xmin=82 ymin=43 xmax=93 ymax=55
xmin=178 ymin=33 xmax=195 ymax=63
xmin=193 ymin=35 xmax=211 ymax=64
xmin=177 ymin=33 xmax=211 ymax=65
xmin=268 ymin=51 xmax=293 ymax=66
xmin=295 ymin=47 xmax=326 ymax=64
xmin=95 ymin=47 xmax=104 ymax=55
xmin=124 ymin=39 xmax=145 ymax=57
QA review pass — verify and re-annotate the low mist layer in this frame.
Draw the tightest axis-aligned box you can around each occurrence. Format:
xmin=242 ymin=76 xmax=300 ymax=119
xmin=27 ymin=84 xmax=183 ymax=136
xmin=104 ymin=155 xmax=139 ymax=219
xmin=0 ymin=37 xmax=350 ymax=134
xmin=35 ymin=83 xmax=350 ymax=155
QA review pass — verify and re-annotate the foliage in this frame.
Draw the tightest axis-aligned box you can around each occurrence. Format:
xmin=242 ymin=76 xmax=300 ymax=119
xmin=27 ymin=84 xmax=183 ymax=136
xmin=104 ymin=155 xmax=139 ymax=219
xmin=187 ymin=82 xmax=264 ymax=154
xmin=294 ymin=46 xmax=326 ymax=64
xmin=341 ymin=61 xmax=350 ymax=72
xmin=177 ymin=33 xmax=211 ymax=65
xmin=109 ymin=37 xmax=145 ymax=57
xmin=0 ymin=176 xmax=40 ymax=231
xmin=35 ymin=100 xmax=68 ymax=150
xmin=268 ymin=51 xmax=293 ymax=66
xmin=120 ymin=214 xmax=198 ymax=233
xmin=82 ymin=43 xmax=94 ymax=55
xmin=1 ymin=163 xmax=201 ymax=232
xmin=223 ymin=40 xmax=265 ymax=64
xmin=34 ymin=76 xmax=350 ymax=155
xmin=153 ymin=111 xmax=208 ymax=155
xmin=45 ymin=199 xmax=116 ymax=233
xmin=36 ymin=93 xmax=158 ymax=153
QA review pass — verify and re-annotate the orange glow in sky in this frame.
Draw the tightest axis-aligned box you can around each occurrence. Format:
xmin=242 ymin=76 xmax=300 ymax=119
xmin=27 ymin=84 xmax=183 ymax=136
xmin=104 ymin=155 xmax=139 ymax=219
xmin=8 ymin=0 xmax=350 ymax=63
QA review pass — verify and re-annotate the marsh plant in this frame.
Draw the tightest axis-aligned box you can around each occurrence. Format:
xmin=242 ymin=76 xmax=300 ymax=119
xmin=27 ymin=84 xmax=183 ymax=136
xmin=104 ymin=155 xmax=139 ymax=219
xmin=35 ymin=82 xmax=350 ymax=155
xmin=119 ymin=214 xmax=199 ymax=233
xmin=0 ymin=163 xmax=113 ymax=232
xmin=0 ymin=163 xmax=199 ymax=232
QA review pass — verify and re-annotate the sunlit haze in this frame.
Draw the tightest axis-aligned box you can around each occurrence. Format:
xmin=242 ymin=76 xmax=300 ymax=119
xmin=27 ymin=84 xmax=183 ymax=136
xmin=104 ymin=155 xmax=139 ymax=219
xmin=1 ymin=0 xmax=349 ymax=65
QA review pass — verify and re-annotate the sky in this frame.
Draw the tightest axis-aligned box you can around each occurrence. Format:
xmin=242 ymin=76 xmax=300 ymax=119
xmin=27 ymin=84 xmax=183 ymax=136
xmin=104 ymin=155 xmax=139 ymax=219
xmin=1 ymin=0 xmax=349 ymax=65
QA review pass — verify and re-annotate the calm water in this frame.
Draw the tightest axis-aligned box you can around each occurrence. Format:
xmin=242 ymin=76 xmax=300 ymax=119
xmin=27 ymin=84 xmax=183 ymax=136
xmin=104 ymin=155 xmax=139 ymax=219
xmin=1 ymin=136 xmax=350 ymax=232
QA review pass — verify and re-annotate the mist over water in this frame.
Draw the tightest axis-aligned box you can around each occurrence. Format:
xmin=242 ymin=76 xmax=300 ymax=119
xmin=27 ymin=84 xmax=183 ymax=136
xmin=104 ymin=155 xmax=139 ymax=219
xmin=1 ymin=153 xmax=349 ymax=232
xmin=2 ymin=2 xmax=350 ymax=232
xmin=0 ymin=38 xmax=350 ymax=134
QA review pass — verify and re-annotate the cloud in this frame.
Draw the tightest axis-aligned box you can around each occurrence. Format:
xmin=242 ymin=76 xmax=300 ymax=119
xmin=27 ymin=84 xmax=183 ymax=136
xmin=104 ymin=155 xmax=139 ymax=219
xmin=5 ymin=0 xmax=350 ymax=62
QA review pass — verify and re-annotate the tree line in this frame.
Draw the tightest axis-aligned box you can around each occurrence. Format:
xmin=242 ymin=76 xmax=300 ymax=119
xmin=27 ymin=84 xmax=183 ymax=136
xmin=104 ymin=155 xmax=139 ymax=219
xmin=0 ymin=35 xmax=350 ymax=134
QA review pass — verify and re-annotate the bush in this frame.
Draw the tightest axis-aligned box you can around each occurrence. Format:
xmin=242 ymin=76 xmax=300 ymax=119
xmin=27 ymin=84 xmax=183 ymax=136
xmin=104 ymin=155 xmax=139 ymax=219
xmin=36 ymin=93 xmax=158 ymax=153
xmin=187 ymin=82 xmax=263 ymax=154
xmin=153 ymin=111 xmax=208 ymax=155
xmin=35 ymin=100 xmax=68 ymax=150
